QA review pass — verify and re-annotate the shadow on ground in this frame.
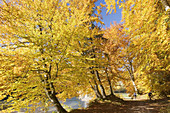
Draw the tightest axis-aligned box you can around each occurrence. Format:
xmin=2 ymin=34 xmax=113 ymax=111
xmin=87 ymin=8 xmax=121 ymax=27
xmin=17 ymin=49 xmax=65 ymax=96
xmin=69 ymin=97 xmax=170 ymax=113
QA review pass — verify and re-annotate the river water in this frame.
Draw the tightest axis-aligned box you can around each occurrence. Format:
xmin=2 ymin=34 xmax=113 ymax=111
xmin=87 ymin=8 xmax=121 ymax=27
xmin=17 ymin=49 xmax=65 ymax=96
xmin=2 ymin=93 xmax=130 ymax=113
xmin=9 ymin=96 xmax=91 ymax=113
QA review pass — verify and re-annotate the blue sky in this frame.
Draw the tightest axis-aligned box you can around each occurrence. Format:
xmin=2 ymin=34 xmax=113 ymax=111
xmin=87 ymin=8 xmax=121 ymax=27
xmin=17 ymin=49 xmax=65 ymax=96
xmin=95 ymin=0 xmax=122 ymax=29
xmin=0 ymin=0 xmax=122 ymax=29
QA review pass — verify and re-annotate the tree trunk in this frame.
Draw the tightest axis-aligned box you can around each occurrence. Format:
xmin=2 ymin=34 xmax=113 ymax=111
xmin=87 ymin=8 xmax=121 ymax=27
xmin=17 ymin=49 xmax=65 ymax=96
xmin=44 ymin=82 xmax=67 ymax=113
xmin=124 ymin=61 xmax=138 ymax=93
xmin=41 ymin=72 xmax=67 ymax=113
xmin=130 ymin=76 xmax=138 ymax=93
xmin=105 ymin=68 xmax=114 ymax=95
xmin=95 ymin=70 xmax=107 ymax=98
xmin=94 ymin=85 xmax=103 ymax=98
xmin=90 ymin=78 xmax=103 ymax=98
xmin=129 ymin=61 xmax=138 ymax=93
xmin=39 ymin=32 xmax=67 ymax=112
xmin=47 ymin=92 xmax=67 ymax=113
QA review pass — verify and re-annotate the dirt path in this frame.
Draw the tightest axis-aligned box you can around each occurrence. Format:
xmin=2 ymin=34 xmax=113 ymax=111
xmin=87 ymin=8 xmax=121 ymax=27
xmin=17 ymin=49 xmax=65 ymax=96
xmin=125 ymin=99 xmax=169 ymax=113
xmin=1 ymin=97 xmax=169 ymax=113
xmin=70 ymin=98 xmax=170 ymax=113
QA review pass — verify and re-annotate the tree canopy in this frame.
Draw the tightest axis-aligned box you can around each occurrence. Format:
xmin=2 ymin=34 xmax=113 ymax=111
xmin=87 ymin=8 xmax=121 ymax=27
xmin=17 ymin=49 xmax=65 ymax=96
xmin=0 ymin=0 xmax=102 ymax=112
xmin=104 ymin=0 xmax=169 ymax=96
xmin=0 ymin=0 xmax=169 ymax=113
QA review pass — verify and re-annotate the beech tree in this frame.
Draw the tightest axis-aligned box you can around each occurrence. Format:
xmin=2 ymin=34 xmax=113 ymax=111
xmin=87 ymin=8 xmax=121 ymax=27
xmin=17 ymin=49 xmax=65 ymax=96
xmin=120 ymin=0 xmax=169 ymax=97
xmin=104 ymin=0 xmax=170 ymax=96
xmin=0 ymin=0 xmax=102 ymax=112
xmin=103 ymin=23 xmax=138 ymax=95
xmin=85 ymin=25 xmax=126 ymax=100
xmin=82 ymin=26 xmax=123 ymax=100
xmin=0 ymin=0 xmax=169 ymax=112
xmin=81 ymin=34 xmax=111 ymax=99
xmin=103 ymin=23 xmax=133 ymax=93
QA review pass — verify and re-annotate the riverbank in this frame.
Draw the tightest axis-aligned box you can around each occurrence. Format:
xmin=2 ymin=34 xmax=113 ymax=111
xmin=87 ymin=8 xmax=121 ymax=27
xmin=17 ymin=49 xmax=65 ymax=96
xmin=70 ymin=96 xmax=170 ymax=113
xmin=1 ymin=94 xmax=169 ymax=113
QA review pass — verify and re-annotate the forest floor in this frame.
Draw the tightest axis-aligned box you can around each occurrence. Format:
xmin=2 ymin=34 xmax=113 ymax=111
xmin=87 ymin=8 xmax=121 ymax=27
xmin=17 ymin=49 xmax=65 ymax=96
xmin=70 ymin=96 xmax=170 ymax=113
xmin=0 ymin=94 xmax=169 ymax=113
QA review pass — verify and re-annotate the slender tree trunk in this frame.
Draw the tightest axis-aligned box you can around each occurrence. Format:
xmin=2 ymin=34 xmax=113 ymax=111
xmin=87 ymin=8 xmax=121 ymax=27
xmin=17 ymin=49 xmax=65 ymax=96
xmin=123 ymin=61 xmax=138 ymax=93
xmin=129 ymin=61 xmax=138 ymax=93
xmin=130 ymin=75 xmax=138 ymax=93
xmin=90 ymin=78 xmax=103 ymax=98
xmin=95 ymin=70 xmax=107 ymax=98
xmin=105 ymin=68 xmax=114 ymax=95
xmin=39 ymin=22 xmax=67 ymax=112
xmin=45 ymin=90 xmax=67 ymax=113
xmin=94 ymin=85 xmax=103 ymax=98
xmin=40 ymin=73 xmax=67 ymax=113
xmin=44 ymin=82 xmax=67 ymax=113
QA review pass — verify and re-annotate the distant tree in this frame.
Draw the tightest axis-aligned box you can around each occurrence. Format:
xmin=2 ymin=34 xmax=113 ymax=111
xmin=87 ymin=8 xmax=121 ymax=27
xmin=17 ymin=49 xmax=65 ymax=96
xmin=104 ymin=0 xmax=170 ymax=97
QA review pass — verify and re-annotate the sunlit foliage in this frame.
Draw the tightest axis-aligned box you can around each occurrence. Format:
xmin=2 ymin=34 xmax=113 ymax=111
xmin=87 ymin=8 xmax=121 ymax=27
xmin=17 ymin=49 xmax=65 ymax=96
xmin=0 ymin=0 xmax=101 ymax=112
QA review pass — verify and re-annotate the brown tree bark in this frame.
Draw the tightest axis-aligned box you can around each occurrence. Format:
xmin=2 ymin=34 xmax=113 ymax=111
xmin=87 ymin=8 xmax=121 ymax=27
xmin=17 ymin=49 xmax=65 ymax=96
xmin=44 ymin=80 xmax=67 ymax=113
xmin=123 ymin=61 xmax=138 ymax=93
xmin=105 ymin=68 xmax=114 ymax=95
xmin=95 ymin=70 xmax=107 ymax=98
xmin=39 ymin=62 xmax=67 ymax=113
xmin=90 ymin=78 xmax=103 ymax=98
